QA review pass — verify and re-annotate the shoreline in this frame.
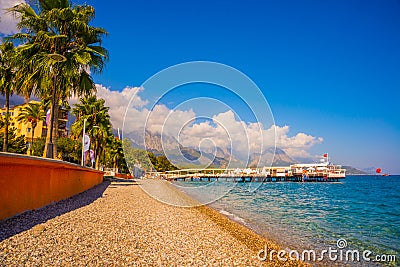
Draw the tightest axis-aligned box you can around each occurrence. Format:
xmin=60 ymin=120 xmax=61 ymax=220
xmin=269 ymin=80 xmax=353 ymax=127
xmin=164 ymin=180 xmax=282 ymax=252
xmin=172 ymin=178 xmax=399 ymax=267
xmin=169 ymin=180 xmax=297 ymax=251
xmin=140 ymin=179 xmax=308 ymax=266
xmin=153 ymin=179 xmax=281 ymax=252
xmin=0 ymin=179 xmax=308 ymax=266
xmin=142 ymin=179 xmax=288 ymax=253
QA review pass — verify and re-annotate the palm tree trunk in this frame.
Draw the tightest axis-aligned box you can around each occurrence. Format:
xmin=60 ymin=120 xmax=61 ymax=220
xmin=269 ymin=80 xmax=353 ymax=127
xmin=31 ymin=126 xmax=35 ymax=155
xmin=95 ymin=139 xmax=99 ymax=170
xmin=53 ymin=103 xmax=59 ymax=158
xmin=113 ymin=155 xmax=117 ymax=170
xmin=43 ymin=102 xmax=59 ymax=158
xmin=2 ymin=90 xmax=9 ymax=152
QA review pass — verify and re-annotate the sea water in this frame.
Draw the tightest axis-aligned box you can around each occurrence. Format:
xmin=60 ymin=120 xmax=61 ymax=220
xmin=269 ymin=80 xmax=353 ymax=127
xmin=174 ymin=175 xmax=400 ymax=266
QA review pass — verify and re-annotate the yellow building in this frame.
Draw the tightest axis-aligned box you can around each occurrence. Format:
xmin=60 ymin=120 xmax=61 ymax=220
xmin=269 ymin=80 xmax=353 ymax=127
xmin=0 ymin=100 xmax=68 ymax=148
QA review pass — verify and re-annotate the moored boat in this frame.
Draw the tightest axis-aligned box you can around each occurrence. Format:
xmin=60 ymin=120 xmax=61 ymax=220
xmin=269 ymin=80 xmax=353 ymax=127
xmin=290 ymin=162 xmax=346 ymax=179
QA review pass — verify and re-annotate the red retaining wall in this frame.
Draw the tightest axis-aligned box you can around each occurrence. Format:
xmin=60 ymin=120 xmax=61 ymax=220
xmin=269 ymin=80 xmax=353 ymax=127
xmin=0 ymin=153 xmax=104 ymax=220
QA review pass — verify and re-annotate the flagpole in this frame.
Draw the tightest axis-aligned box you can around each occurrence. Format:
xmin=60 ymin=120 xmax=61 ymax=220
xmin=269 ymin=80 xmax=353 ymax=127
xmin=81 ymin=118 xmax=87 ymax=166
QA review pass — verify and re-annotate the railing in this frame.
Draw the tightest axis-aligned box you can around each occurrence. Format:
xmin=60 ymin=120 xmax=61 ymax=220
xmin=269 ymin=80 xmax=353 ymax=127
xmin=163 ymin=167 xmax=346 ymax=181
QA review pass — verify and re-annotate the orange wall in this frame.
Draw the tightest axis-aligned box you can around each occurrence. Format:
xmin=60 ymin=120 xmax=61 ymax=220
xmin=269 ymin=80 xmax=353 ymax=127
xmin=0 ymin=153 xmax=104 ymax=220
xmin=114 ymin=173 xmax=133 ymax=179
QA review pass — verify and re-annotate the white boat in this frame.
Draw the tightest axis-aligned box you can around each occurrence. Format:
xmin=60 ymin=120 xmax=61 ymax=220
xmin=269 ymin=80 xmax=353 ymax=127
xmin=290 ymin=162 xmax=346 ymax=178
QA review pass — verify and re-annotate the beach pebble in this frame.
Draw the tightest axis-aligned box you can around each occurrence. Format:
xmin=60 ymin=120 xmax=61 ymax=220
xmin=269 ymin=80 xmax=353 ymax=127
xmin=0 ymin=180 xmax=306 ymax=266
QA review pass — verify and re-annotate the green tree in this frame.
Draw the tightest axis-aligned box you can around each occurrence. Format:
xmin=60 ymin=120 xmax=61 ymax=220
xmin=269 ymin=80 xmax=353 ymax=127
xmin=56 ymin=137 xmax=81 ymax=163
xmin=121 ymin=140 xmax=177 ymax=173
xmin=155 ymin=155 xmax=177 ymax=172
xmin=31 ymin=137 xmax=46 ymax=157
xmin=16 ymin=102 xmax=45 ymax=154
xmin=71 ymin=95 xmax=111 ymax=168
xmin=9 ymin=0 xmax=108 ymax=158
xmin=107 ymin=137 xmax=125 ymax=171
xmin=0 ymin=115 xmax=4 ymax=130
xmin=0 ymin=127 xmax=27 ymax=154
xmin=0 ymin=42 xmax=18 ymax=152
xmin=147 ymin=151 xmax=158 ymax=171
xmin=122 ymin=139 xmax=152 ymax=172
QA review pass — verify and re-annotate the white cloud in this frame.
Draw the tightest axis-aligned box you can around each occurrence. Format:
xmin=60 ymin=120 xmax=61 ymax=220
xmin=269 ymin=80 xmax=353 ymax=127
xmin=177 ymin=111 xmax=322 ymax=159
xmin=274 ymin=125 xmax=323 ymax=157
xmin=0 ymin=0 xmax=25 ymax=35
xmin=96 ymin=85 xmax=148 ymax=109
xmin=69 ymin=84 xmax=148 ymax=130
xmin=71 ymin=86 xmax=323 ymax=159
xmin=146 ymin=104 xmax=196 ymax=136
xmin=96 ymin=85 xmax=148 ymax=130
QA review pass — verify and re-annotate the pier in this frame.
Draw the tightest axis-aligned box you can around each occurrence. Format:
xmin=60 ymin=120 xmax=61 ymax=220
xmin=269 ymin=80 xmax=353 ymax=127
xmin=163 ymin=164 xmax=346 ymax=183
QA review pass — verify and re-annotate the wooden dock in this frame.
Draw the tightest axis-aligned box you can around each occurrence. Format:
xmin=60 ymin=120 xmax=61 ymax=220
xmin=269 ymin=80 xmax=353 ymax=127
xmin=162 ymin=167 xmax=345 ymax=183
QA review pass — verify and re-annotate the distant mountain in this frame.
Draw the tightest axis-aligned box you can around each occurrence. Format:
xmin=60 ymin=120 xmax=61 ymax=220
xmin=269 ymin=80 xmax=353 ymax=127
xmin=342 ymin=166 xmax=369 ymax=175
xmin=359 ymin=167 xmax=378 ymax=175
xmin=126 ymin=130 xmax=249 ymax=168
xmin=0 ymin=95 xmax=39 ymax=108
xmin=290 ymin=156 xmax=315 ymax=164
xmin=124 ymin=131 xmax=366 ymax=171
xmin=248 ymin=147 xmax=297 ymax=167
xmin=124 ymin=130 xmax=236 ymax=168
xmin=123 ymin=130 xmax=178 ymax=151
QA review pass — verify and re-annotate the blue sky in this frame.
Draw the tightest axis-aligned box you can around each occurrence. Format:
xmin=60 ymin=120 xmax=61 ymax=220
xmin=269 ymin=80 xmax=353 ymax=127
xmin=92 ymin=0 xmax=400 ymax=173
xmin=2 ymin=0 xmax=400 ymax=173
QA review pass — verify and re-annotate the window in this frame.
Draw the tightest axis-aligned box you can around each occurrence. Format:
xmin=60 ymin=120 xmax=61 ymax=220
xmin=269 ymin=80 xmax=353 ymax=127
xmin=27 ymin=128 xmax=31 ymax=133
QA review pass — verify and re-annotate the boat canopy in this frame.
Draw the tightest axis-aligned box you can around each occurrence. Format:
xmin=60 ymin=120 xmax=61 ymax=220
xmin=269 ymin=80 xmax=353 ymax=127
xmin=290 ymin=163 xmax=328 ymax=168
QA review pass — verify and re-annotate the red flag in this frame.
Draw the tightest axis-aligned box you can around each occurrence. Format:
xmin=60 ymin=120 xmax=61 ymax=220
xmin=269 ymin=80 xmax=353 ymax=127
xmin=323 ymin=154 xmax=328 ymax=157
xmin=376 ymin=168 xmax=381 ymax=174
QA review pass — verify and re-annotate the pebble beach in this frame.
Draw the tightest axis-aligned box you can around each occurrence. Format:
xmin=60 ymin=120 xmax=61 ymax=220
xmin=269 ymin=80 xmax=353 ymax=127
xmin=0 ymin=179 xmax=307 ymax=266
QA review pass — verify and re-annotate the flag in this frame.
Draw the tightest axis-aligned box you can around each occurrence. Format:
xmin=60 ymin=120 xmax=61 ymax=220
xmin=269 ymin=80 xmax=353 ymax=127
xmin=89 ymin=149 xmax=95 ymax=162
xmin=45 ymin=109 xmax=50 ymax=126
xmin=83 ymin=134 xmax=90 ymax=152
xmin=323 ymin=153 xmax=328 ymax=157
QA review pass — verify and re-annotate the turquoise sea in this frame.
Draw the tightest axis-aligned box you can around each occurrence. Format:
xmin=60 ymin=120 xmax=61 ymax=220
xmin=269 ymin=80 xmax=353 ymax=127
xmin=174 ymin=175 xmax=400 ymax=266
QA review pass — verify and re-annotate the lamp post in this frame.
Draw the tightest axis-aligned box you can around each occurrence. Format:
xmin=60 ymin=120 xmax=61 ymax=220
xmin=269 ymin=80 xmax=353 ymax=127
xmin=46 ymin=53 xmax=66 ymax=158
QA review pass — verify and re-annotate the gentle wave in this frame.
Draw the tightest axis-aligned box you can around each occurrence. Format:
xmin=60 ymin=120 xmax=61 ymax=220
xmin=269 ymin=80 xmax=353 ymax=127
xmin=219 ymin=209 xmax=247 ymax=225
xmin=178 ymin=175 xmax=400 ymax=266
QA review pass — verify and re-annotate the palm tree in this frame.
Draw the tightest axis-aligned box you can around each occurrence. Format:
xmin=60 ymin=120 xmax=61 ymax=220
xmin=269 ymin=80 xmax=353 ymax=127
xmin=0 ymin=41 xmax=18 ymax=152
xmin=17 ymin=102 xmax=45 ymax=154
xmin=8 ymin=0 xmax=108 ymax=158
xmin=71 ymin=95 xmax=111 ymax=169
xmin=108 ymin=137 xmax=125 ymax=171
xmin=0 ymin=115 xmax=4 ymax=130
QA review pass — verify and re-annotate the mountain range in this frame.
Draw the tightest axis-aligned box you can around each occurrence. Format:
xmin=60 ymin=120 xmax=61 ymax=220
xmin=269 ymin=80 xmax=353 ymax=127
xmin=124 ymin=130 xmax=299 ymax=168
xmin=123 ymin=130 xmax=368 ymax=174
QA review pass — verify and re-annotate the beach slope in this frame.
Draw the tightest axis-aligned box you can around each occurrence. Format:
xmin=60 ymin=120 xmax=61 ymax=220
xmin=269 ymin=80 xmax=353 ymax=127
xmin=0 ymin=179 xmax=306 ymax=266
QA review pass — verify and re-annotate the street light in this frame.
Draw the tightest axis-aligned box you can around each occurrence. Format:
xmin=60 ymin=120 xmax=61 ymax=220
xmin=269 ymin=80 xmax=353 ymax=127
xmin=46 ymin=53 xmax=67 ymax=158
